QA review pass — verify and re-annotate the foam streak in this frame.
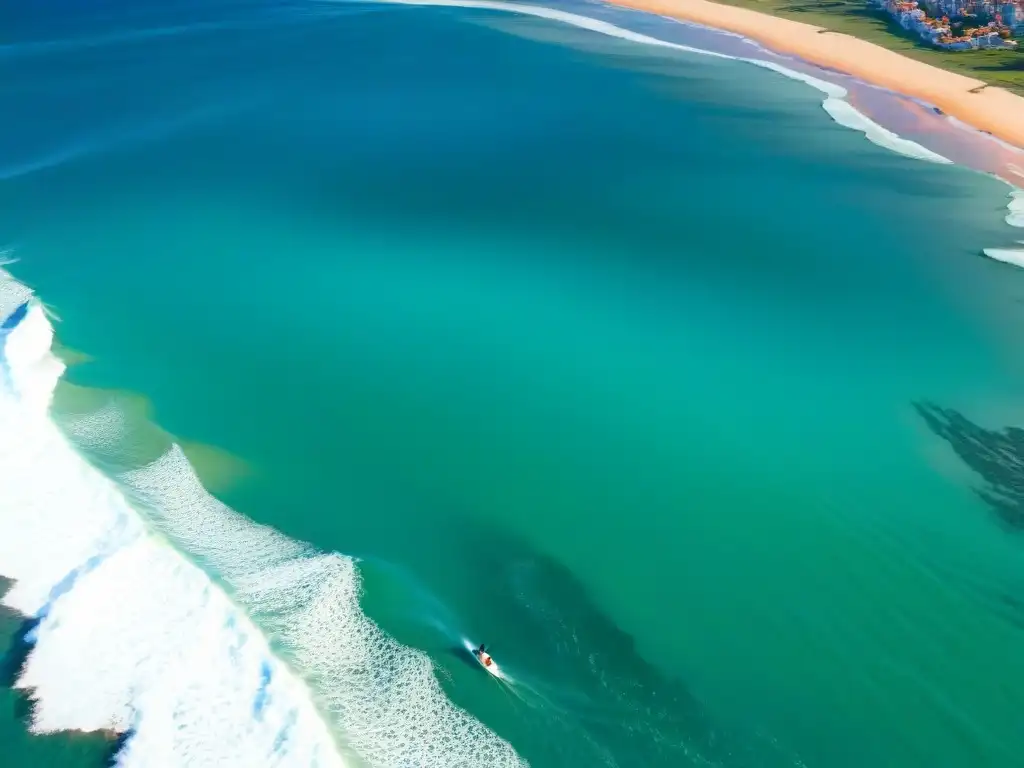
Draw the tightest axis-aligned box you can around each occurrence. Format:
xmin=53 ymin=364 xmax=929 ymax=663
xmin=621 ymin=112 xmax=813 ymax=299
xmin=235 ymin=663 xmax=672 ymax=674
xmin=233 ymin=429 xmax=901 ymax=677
xmin=0 ymin=267 xmax=525 ymax=767
xmin=348 ymin=0 xmax=951 ymax=165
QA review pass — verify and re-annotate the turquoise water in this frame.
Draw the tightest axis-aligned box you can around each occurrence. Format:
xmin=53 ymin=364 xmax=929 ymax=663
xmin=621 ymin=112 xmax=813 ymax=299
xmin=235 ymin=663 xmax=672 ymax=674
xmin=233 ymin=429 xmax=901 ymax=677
xmin=2 ymin=1 xmax=1024 ymax=766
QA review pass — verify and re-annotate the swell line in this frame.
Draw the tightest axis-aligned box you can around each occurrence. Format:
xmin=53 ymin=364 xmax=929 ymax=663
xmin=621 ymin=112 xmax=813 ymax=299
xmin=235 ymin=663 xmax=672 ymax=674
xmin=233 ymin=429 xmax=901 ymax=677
xmin=336 ymin=0 xmax=952 ymax=165
xmin=0 ymin=268 xmax=525 ymax=768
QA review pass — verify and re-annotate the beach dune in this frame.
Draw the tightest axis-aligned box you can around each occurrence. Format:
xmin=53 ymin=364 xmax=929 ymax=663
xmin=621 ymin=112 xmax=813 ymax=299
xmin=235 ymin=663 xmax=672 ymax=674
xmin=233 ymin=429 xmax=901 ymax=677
xmin=607 ymin=0 xmax=1024 ymax=151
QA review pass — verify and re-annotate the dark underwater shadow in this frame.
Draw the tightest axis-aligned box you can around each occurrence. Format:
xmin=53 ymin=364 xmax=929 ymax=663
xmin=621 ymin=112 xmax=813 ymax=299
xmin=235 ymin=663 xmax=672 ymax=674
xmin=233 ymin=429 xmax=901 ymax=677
xmin=450 ymin=524 xmax=804 ymax=768
xmin=1 ymin=576 xmax=28 ymax=698
xmin=913 ymin=402 xmax=1024 ymax=632
xmin=444 ymin=642 xmax=483 ymax=673
xmin=106 ymin=730 xmax=135 ymax=765
xmin=1 ymin=617 xmax=38 ymax=704
xmin=997 ymin=592 xmax=1024 ymax=630
xmin=0 ymin=577 xmax=44 ymax=728
xmin=914 ymin=401 xmax=1024 ymax=532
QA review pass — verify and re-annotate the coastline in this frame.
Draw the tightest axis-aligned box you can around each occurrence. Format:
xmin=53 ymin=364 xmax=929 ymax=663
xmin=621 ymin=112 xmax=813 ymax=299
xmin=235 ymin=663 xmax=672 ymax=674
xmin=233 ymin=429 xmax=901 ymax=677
xmin=603 ymin=0 xmax=1024 ymax=152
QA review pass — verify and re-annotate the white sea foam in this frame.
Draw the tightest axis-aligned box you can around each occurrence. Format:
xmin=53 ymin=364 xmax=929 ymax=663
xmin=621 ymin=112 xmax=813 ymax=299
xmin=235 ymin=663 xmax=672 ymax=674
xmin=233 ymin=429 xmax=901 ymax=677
xmin=982 ymin=185 xmax=1024 ymax=265
xmin=1007 ymin=188 xmax=1024 ymax=228
xmin=356 ymin=0 xmax=951 ymax=165
xmin=922 ymin=115 xmax=1024 ymax=230
xmin=0 ymin=3 xmax=1010 ymax=760
xmin=982 ymin=245 xmax=1024 ymax=268
xmin=821 ymin=98 xmax=952 ymax=164
xmin=746 ymin=58 xmax=948 ymax=163
xmin=124 ymin=448 xmax=525 ymax=768
xmin=0 ymin=257 xmax=33 ymax=321
xmin=0 ymin=267 xmax=525 ymax=767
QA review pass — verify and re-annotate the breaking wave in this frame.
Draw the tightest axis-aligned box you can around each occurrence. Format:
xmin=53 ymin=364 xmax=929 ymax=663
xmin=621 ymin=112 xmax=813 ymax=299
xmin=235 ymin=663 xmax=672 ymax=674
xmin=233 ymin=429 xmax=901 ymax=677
xmin=982 ymin=190 xmax=1024 ymax=267
xmin=349 ymin=0 xmax=951 ymax=165
xmin=981 ymin=246 xmax=1024 ymax=269
xmin=0 ymin=266 xmax=525 ymax=767
xmin=1007 ymin=188 xmax=1024 ymax=229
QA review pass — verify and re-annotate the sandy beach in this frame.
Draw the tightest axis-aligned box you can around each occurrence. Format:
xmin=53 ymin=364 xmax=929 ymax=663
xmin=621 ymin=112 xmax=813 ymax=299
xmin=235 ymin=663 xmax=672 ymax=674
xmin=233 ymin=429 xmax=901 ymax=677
xmin=606 ymin=0 xmax=1024 ymax=151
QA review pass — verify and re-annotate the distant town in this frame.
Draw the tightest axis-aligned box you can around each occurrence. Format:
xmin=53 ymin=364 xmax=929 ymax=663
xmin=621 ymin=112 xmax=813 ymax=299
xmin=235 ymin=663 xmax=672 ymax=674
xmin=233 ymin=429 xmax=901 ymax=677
xmin=871 ymin=0 xmax=1024 ymax=49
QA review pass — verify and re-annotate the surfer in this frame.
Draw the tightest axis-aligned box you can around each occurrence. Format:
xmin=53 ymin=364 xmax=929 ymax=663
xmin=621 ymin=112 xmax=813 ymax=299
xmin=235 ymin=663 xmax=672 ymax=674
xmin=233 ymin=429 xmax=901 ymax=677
xmin=474 ymin=643 xmax=494 ymax=668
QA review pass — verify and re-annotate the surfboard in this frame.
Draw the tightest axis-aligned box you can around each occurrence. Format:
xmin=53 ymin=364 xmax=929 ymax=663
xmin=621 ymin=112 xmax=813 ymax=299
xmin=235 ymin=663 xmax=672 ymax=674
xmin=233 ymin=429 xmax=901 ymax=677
xmin=463 ymin=639 xmax=503 ymax=679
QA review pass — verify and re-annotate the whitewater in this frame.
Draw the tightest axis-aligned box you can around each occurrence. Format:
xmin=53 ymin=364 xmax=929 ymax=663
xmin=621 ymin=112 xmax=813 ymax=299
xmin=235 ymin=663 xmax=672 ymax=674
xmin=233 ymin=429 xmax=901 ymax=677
xmin=363 ymin=0 xmax=1024 ymax=269
xmin=0 ymin=266 xmax=525 ymax=767
xmin=349 ymin=0 xmax=952 ymax=165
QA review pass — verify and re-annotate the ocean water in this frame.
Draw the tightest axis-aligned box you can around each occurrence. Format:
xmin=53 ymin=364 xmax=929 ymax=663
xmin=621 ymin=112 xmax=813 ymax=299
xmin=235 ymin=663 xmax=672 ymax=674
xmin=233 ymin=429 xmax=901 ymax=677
xmin=2 ymin=1 xmax=1024 ymax=766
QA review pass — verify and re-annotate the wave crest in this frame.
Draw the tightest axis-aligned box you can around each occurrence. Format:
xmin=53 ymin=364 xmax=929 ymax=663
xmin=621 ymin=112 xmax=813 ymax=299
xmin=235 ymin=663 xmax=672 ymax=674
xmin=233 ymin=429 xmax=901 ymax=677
xmin=0 ymin=267 xmax=524 ymax=767
xmin=351 ymin=0 xmax=951 ymax=165
xmin=126 ymin=447 xmax=526 ymax=767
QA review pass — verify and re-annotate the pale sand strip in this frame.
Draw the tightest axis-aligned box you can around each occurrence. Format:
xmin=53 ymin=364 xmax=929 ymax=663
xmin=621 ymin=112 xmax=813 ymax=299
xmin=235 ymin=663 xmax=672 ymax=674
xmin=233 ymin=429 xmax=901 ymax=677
xmin=606 ymin=0 xmax=1024 ymax=150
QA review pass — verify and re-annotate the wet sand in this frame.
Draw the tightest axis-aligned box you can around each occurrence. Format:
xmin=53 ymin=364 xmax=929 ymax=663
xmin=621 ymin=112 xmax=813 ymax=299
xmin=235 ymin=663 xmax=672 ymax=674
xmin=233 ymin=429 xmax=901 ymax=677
xmin=606 ymin=0 xmax=1024 ymax=150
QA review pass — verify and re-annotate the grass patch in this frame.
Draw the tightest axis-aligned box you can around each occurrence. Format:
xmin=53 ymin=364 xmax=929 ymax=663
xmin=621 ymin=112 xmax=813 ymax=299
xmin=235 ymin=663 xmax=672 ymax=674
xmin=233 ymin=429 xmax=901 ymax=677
xmin=716 ymin=0 xmax=1024 ymax=94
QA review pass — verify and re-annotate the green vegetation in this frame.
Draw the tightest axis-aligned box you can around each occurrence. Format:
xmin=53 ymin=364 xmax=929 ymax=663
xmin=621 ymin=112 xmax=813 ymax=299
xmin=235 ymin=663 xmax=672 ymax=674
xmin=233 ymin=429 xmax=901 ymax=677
xmin=716 ymin=0 xmax=1024 ymax=94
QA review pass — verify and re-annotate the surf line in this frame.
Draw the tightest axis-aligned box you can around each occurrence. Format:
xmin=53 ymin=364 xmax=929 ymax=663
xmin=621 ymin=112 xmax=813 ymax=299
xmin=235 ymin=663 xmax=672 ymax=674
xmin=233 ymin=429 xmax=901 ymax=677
xmin=342 ymin=0 xmax=951 ymax=165
xmin=0 ymin=278 xmax=526 ymax=768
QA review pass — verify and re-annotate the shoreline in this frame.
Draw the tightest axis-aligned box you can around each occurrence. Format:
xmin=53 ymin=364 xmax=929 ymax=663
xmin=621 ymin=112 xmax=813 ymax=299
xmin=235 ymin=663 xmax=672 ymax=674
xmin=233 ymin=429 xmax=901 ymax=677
xmin=603 ymin=0 xmax=1024 ymax=153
